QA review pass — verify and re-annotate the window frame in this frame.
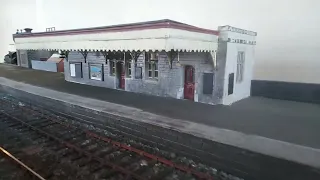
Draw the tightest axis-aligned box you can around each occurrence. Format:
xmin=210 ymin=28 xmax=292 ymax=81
xmin=110 ymin=60 xmax=116 ymax=76
xmin=126 ymin=60 xmax=132 ymax=78
xmin=236 ymin=51 xmax=245 ymax=83
xmin=145 ymin=52 xmax=159 ymax=80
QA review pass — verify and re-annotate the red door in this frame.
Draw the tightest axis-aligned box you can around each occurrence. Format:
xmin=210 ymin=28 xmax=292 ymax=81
xmin=120 ymin=63 xmax=125 ymax=89
xmin=184 ymin=66 xmax=195 ymax=100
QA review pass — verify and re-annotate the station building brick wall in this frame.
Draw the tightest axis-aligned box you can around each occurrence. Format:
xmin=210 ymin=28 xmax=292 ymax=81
xmin=64 ymin=51 xmax=224 ymax=104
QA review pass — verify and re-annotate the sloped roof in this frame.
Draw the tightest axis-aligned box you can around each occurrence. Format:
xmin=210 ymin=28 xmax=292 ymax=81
xmin=13 ymin=19 xmax=219 ymax=39
xmin=46 ymin=54 xmax=63 ymax=63
xmin=13 ymin=19 xmax=219 ymax=52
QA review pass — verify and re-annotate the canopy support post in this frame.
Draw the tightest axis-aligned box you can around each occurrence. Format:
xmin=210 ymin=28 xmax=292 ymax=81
xmin=130 ymin=51 xmax=142 ymax=66
xmin=166 ymin=50 xmax=178 ymax=69
xmin=101 ymin=51 xmax=108 ymax=64
xmin=60 ymin=50 xmax=70 ymax=61
xmin=80 ymin=50 xmax=88 ymax=63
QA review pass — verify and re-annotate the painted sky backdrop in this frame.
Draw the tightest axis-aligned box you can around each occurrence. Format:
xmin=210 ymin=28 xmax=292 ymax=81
xmin=1 ymin=0 xmax=319 ymax=83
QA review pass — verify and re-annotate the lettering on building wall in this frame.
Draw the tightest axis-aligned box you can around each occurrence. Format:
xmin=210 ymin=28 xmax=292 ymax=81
xmin=227 ymin=38 xmax=256 ymax=45
xmin=225 ymin=26 xmax=257 ymax=36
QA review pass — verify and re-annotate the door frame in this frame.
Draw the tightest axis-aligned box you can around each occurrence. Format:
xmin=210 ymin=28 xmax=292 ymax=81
xmin=183 ymin=65 xmax=195 ymax=101
xmin=116 ymin=61 xmax=125 ymax=89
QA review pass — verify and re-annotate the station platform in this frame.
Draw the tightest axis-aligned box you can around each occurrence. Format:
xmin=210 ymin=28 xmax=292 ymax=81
xmin=0 ymin=63 xmax=320 ymax=170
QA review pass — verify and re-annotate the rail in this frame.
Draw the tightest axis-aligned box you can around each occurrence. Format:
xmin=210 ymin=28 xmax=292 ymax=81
xmin=0 ymin=146 xmax=46 ymax=180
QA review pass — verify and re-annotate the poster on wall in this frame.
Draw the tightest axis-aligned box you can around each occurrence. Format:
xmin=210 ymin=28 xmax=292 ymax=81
xmin=70 ymin=64 xmax=76 ymax=77
xmin=90 ymin=64 xmax=103 ymax=81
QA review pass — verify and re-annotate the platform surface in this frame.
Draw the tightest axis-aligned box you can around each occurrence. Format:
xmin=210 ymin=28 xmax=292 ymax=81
xmin=0 ymin=63 xmax=320 ymax=149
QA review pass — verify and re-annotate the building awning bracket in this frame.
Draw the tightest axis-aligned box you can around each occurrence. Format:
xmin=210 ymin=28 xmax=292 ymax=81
xmin=101 ymin=51 xmax=108 ymax=64
xmin=210 ymin=51 xmax=217 ymax=70
xmin=60 ymin=50 xmax=70 ymax=61
xmin=130 ymin=51 xmax=142 ymax=64
xmin=166 ymin=50 xmax=178 ymax=69
xmin=80 ymin=50 xmax=88 ymax=63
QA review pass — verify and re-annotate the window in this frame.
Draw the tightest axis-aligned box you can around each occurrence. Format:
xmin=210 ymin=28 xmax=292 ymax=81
xmin=236 ymin=51 xmax=245 ymax=83
xmin=145 ymin=52 xmax=159 ymax=80
xmin=228 ymin=73 xmax=234 ymax=95
xmin=70 ymin=63 xmax=82 ymax=78
xmin=126 ymin=61 xmax=132 ymax=78
xmin=135 ymin=67 xmax=142 ymax=79
xmin=146 ymin=61 xmax=158 ymax=79
xmin=89 ymin=64 xmax=103 ymax=81
xmin=110 ymin=61 xmax=116 ymax=76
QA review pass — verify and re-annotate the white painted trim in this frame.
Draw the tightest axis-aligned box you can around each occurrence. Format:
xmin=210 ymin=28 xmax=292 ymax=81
xmin=15 ymin=28 xmax=218 ymax=52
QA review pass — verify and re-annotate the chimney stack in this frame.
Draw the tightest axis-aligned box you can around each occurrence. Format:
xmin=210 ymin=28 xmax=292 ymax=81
xmin=24 ymin=28 xmax=33 ymax=33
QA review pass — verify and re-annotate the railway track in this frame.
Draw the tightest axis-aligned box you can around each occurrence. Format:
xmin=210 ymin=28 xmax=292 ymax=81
xmin=0 ymin=95 xmax=241 ymax=180
xmin=2 ymin=94 xmax=253 ymax=179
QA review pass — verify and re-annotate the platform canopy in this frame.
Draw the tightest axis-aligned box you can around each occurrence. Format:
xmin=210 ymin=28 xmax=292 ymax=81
xmin=13 ymin=20 xmax=219 ymax=52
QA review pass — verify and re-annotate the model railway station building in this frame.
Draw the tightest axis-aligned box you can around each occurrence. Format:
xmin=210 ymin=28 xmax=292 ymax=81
xmin=13 ymin=19 xmax=257 ymax=105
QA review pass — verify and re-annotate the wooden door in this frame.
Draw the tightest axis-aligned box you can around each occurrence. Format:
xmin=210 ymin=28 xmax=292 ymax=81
xmin=184 ymin=66 xmax=195 ymax=100
xmin=120 ymin=63 xmax=125 ymax=89
xmin=116 ymin=62 xmax=125 ymax=89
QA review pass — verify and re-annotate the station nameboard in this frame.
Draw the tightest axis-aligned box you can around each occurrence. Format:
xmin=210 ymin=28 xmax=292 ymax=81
xmin=219 ymin=25 xmax=257 ymax=36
